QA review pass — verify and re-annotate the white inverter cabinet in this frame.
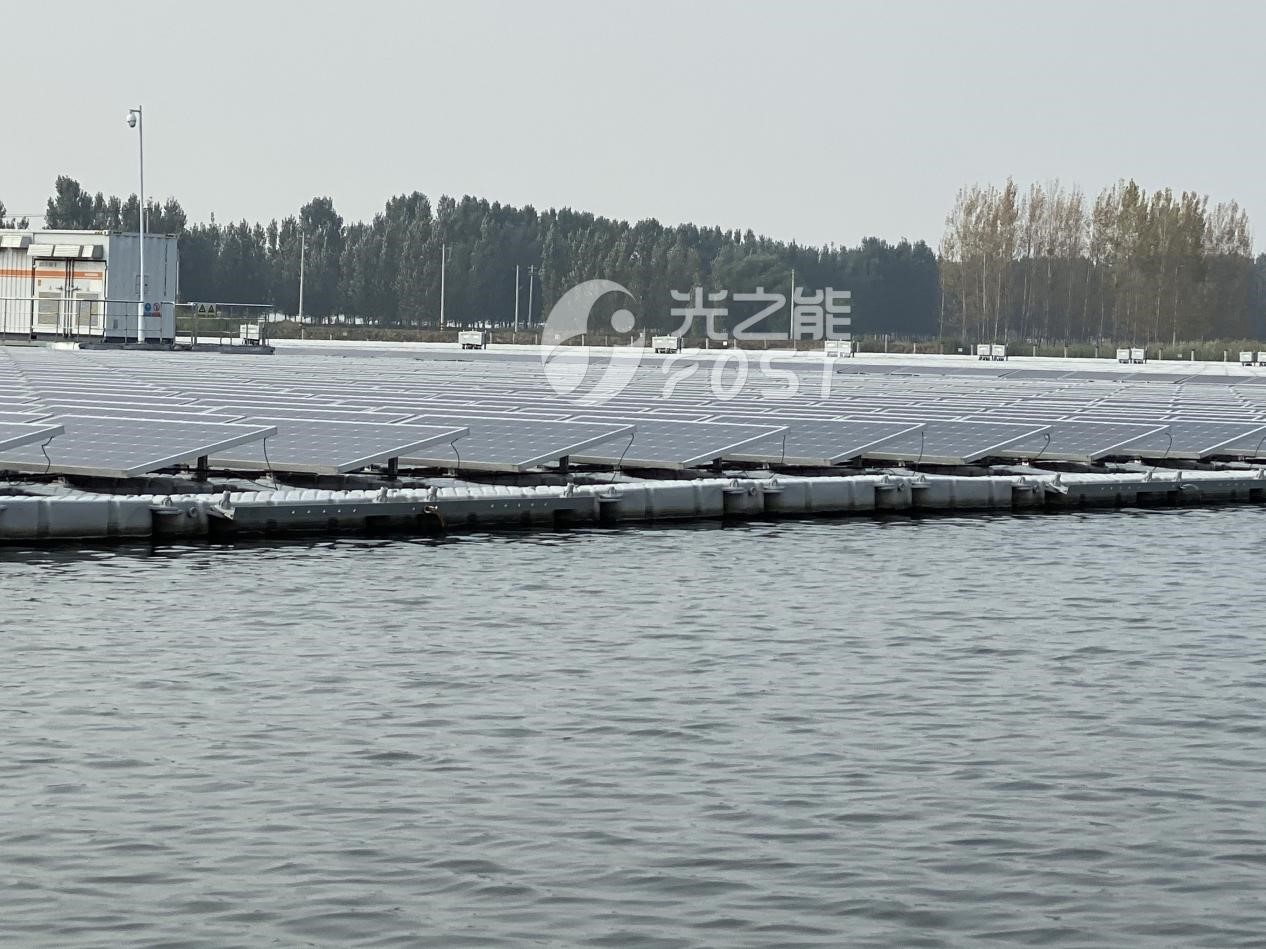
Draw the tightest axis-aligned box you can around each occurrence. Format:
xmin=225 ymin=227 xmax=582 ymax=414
xmin=0 ymin=228 xmax=178 ymax=341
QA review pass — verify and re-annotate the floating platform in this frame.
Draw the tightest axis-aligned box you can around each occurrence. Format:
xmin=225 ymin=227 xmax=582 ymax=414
xmin=7 ymin=344 xmax=1266 ymax=545
xmin=2 ymin=468 xmax=1264 ymax=543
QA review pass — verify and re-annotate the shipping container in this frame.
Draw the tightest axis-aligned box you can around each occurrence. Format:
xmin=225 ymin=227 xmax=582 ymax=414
xmin=0 ymin=228 xmax=178 ymax=341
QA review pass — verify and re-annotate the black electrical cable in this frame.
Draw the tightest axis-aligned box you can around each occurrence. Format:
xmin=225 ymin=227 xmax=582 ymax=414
xmin=1251 ymin=430 xmax=1266 ymax=463
xmin=448 ymin=435 xmax=463 ymax=473
xmin=1031 ymin=430 xmax=1052 ymax=464
xmin=261 ymin=434 xmax=278 ymax=489
xmin=1149 ymin=430 xmax=1174 ymax=477
xmin=39 ymin=433 xmax=55 ymax=476
xmin=611 ymin=430 xmax=636 ymax=482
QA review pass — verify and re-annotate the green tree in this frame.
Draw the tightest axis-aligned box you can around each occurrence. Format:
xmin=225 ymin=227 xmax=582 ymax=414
xmin=0 ymin=199 xmax=29 ymax=229
xmin=44 ymin=176 xmax=95 ymax=228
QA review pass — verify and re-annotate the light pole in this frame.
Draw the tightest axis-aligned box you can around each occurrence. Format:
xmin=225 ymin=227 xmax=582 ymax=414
xmin=126 ymin=106 xmax=145 ymax=344
xmin=513 ymin=263 xmax=521 ymax=334
xmin=297 ymin=230 xmax=305 ymax=324
xmin=439 ymin=243 xmax=451 ymax=329
xmin=526 ymin=264 xmax=537 ymax=328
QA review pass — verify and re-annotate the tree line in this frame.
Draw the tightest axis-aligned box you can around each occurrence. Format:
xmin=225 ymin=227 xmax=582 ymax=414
xmin=15 ymin=176 xmax=939 ymax=337
xmin=940 ymin=178 xmax=1265 ymax=344
xmin=4 ymin=175 xmax=1263 ymax=342
xmin=0 ymin=199 xmax=28 ymax=229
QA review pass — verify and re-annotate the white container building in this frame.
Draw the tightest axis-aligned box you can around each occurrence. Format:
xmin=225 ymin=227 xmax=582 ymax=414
xmin=0 ymin=228 xmax=178 ymax=341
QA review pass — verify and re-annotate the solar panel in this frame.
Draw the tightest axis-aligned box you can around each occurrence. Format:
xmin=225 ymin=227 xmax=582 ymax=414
xmin=991 ymin=421 xmax=1168 ymax=463
xmin=972 ymin=410 xmax=1072 ymax=424
xmin=0 ymin=416 xmax=276 ymax=478
xmin=198 ymin=404 xmax=414 ymax=424
xmin=0 ymin=411 xmax=52 ymax=425
xmin=26 ymin=389 xmax=195 ymax=406
xmin=1171 ymin=375 xmax=1242 ymax=386
xmin=858 ymin=419 xmax=1050 ymax=465
xmin=33 ymin=405 xmax=245 ymax=424
xmin=338 ymin=398 xmax=522 ymax=415
xmin=1213 ymin=431 xmax=1266 ymax=458
xmin=570 ymin=418 xmax=785 ymax=469
xmin=402 ymin=415 xmax=634 ymax=472
xmin=507 ymin=410 xmax=576 ymax=420
xmin=642 ymin=409 xmax=745 ymax=421
xmin=866 ymin=406 xmax=975 ymax=421
xmin=211 ymin=418 xmax=470 ymax=474
xmin=0 ymin=421 xmax=64 ymax=453
xmin=1097 ymin=373 xmax=1148 ymax=384
xmin=999 ymin=369 xmax=1076 ymax=380
xmin=854 ymin=363 xmax=1009 ymax=378
xmin=695 ymin=399 xmax=839 ymax=417
xmin=16 ymin=347 xmax=1266 ymax=474
xmin=1123 ymin=421 xmax=1266 ymax=459
xmin=706 ymin=416 xmax=925 ymax=466
xmin=184 ymin=396 xmax=340 ymax=410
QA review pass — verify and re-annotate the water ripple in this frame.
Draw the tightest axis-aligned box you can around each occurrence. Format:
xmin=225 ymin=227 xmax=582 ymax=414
xmin=2 ymin=508 xmax=1266 ymax=945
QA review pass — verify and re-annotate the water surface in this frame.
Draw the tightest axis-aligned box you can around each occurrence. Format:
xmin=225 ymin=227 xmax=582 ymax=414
xmin=2 ymin=510 xmax=1264 ymax=946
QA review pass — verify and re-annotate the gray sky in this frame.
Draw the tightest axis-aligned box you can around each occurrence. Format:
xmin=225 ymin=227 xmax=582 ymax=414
xmin=6 ymin=0 xmax=1263 ymax=249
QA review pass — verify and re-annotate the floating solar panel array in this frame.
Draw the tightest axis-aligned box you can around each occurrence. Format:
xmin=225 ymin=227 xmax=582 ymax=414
xmin=0 ymin=421 xmax=64 ymax=453
xmin=0 ymin=416 xmax=276 ymax=478
xmin=990 ymin=421 xmax=1166 ymax=464
xmin=857 ymin=421 xmax=1051 ymax=466
xmin=211 ymin=418 xmax=471 ymax=475
xmin=7 ymin=343 xmax=1266 ymax=477
xmin=402 ymin=415 xmax=633 ymax=472
xmin=570 ymin=419 xmax=784 ymax=470
xmin=1121 ymin=422 xmax=1266 ymax=460
xmin=716 ymin=418 xmax=924 ymax=466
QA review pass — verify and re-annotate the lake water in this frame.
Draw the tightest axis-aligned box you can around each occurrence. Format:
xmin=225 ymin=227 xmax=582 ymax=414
xmin=2 ymin=508 xmax=1265 ymax=947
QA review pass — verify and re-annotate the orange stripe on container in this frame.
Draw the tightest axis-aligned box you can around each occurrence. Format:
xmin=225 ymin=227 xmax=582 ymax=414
xmin=0 ymin=268 xmax=104 ymax=279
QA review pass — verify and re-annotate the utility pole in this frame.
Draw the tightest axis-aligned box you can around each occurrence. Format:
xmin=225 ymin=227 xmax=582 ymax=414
xmin=513 ymin=263 xmax=521 ymax=334
xmin=439 ymin=243 xmax=449 ymax=329
xmin=526 ymin=264 xmax=536 ymax=328
xmin=297 ymin=231 xmax=305 ymax=324
xmin=790 ymin=267 xmax=795 ymax=339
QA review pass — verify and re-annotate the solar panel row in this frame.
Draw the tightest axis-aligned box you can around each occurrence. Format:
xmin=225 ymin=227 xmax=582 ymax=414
xmin=8 ymin=346 xmax=1266 ymax=476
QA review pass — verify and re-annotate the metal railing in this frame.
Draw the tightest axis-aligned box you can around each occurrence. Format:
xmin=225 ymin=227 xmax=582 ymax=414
xmin=0 ymin=297 xmax=278 ymax=346
xmin=174 ymin=302 xmax=273 ymax=347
